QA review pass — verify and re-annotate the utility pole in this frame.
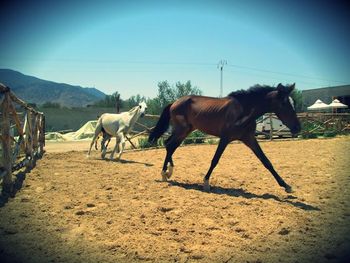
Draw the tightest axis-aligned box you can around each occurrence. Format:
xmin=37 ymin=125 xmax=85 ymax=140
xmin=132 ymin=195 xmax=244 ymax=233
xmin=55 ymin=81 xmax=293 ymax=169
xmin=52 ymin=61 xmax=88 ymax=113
xmin=217 ymin=60 xmax=227 ymax=97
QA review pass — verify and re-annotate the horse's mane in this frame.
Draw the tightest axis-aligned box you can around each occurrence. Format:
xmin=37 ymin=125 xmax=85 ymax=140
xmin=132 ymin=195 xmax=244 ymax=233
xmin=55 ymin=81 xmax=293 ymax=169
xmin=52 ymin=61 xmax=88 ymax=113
xmin=227 ymin=85 xmax=276 ymax=100
xmin=129 ymin=105 xmax=140 ymax=113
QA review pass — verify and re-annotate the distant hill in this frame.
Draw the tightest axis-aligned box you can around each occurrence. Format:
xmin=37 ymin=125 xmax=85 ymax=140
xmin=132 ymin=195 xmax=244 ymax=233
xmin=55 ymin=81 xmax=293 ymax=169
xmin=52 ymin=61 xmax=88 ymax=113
xmin=0 ymin=69 xmax=106 ymax=107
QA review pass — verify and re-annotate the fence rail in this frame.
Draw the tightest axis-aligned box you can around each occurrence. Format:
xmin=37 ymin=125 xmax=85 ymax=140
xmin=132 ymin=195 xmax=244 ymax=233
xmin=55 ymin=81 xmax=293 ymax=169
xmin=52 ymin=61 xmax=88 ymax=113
xmin=0 ymin=83 xmax=45 ymax=193
xmin=127 ymin=112 xmax=350 ymax=147
xmin=298 ymin=112 xmax=350 ymax=134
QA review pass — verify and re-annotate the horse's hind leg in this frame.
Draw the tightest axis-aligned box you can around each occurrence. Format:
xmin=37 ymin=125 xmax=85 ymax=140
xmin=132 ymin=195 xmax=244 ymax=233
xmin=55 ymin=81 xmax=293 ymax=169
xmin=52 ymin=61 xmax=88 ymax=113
xmin=161 ymin=128 xmax=190 ymax=181
xmin=95 ymin=134 xmax=100 ymax=150
xmin=203 ymin=137 xmax=229 ymax=191
xmin=100 ymin=132 xmax=111 ymax=153
xmin=109 ymin=136 xmax=120 ymax=160
xmin=242 ymin=134 xmax=292 ymax=193
xmin=105 ymin=137 xmax=111 ymax=149
xmin=101 ymin=136 xmax=110 ymax=159
xmin=87 ymin=121 xmax=102 ymax=157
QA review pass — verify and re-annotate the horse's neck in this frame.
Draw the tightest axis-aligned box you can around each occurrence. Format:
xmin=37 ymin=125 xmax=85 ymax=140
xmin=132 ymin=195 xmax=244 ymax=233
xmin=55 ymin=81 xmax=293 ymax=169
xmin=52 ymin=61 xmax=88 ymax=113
xmin=124 ymin=107 xmax=140 ymax=131
xmin=239 ymin=99 xmax=266 ymax=119
xmin=234 ymin=98 xmax=268 ymax=126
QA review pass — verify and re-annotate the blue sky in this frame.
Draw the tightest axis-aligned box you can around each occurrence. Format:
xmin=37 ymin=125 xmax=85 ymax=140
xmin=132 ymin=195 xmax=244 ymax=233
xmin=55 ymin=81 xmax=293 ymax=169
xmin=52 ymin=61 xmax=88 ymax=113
xmin=1 ymin=0 xmax=349 ymax=98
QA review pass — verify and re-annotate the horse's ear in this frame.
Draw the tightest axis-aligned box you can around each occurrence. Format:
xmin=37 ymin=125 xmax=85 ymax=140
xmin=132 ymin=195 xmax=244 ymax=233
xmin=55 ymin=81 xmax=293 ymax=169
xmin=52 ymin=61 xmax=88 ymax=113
xmin=289 ymin=83 xmax=295 ymax=92
xmin=277 ymin=83 xmax=286 ymax=97
xmin=284 ymin=83 xmax=295 ymax=95
xmin=277 ymin=83 xmax=294 ymax=97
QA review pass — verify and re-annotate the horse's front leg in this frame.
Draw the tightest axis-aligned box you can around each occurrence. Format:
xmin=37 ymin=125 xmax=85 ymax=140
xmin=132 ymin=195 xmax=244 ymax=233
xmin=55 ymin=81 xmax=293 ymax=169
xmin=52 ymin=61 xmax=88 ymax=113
xmin=203 ymin=137 xmax=229 ymax=191
xmin=116 ymin=133 xmax=126 ymax=160
xmin=161 ymin=134 xmax=180 ymax=181
xmin=242 ymin=134 xmax=293 ymax=193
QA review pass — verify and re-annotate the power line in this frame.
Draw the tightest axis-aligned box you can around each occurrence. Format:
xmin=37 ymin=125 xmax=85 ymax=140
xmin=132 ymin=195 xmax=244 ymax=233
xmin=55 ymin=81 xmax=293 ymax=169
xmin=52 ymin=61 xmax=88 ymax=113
xmin=1 ymin=57 xmax=348 ymax=85
xmin=225 ymin=67 xmax=338 ymax=88
xmin=226 ymin=63 xmax=348 ymax=85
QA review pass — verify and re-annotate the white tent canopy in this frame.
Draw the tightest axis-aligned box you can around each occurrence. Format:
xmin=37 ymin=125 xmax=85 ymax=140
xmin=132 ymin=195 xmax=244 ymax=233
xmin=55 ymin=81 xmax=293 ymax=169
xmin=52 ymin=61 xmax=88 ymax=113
xmin=307 ymin=99 xmax=330 ymax=110
xmin=45 ymin=120 xmax=97 ymax=141
xmin=328 ymin=99 xmax=348 ymax=109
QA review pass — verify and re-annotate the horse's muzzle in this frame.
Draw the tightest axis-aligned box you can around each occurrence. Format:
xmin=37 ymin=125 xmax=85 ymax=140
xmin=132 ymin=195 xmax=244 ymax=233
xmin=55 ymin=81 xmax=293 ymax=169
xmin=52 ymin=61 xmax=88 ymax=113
xmin=140 ymin=113 xmax=145 ymax=118
xmin=290 ymin=123 xmax=301 ymax=135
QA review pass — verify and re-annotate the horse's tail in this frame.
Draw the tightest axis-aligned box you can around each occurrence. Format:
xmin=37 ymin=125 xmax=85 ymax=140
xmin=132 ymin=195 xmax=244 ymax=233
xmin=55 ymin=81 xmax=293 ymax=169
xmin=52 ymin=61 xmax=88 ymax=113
xmin=87 ymin=116 xmax=103 ymax=156
xmin=148 ymin=104 xmax=172 ymax=144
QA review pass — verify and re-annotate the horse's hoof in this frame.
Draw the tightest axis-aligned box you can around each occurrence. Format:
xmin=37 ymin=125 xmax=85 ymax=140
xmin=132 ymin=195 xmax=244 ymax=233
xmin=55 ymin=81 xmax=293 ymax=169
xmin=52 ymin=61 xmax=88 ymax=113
xmin=161 ymin=171 xmax=168 ymax=182
xmin=203 ymin=180 xmax=210 ymax=192
xmin=285 ymin=185 xmax=294 ymax=193
xmin=167 ymin=166 xmax=174 ymax=179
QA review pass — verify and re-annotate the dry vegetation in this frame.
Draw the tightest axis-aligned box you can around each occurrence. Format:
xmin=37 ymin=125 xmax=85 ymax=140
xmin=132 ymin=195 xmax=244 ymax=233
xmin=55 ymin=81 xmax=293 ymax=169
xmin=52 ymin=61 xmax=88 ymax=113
xmin=0 ymin=137 xmax=349 ymax=263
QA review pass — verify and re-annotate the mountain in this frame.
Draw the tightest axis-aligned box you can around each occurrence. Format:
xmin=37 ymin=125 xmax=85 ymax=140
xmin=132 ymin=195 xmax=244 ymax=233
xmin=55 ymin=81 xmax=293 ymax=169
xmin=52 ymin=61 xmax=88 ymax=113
xmin=0 ymin=69 xmax=106 ymax=107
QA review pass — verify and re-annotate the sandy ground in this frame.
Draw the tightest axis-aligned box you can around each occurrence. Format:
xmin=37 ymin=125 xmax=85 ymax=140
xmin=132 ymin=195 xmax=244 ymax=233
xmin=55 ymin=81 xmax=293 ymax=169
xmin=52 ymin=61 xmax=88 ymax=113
xmin=0 ymin=137 xmax=349 ymax=263
xmin=43 ymin=137 xmax=140 ymax=153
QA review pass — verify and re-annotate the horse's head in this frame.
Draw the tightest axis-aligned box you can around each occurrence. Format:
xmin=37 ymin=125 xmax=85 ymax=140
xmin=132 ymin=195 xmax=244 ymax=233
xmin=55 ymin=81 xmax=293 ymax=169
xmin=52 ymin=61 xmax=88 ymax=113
xmin=268 ymin=83 xmax=301 ymax=135
xmin=138 ymin=101 xmax=147 ymax=117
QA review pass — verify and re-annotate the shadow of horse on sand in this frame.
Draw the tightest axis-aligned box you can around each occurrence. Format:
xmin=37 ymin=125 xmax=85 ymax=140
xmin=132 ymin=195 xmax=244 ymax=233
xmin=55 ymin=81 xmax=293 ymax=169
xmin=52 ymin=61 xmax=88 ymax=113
xmin=97 ymin=158 xmax=153 ymax=166
xmin=166 ymin=180 xmax=320 ymax=211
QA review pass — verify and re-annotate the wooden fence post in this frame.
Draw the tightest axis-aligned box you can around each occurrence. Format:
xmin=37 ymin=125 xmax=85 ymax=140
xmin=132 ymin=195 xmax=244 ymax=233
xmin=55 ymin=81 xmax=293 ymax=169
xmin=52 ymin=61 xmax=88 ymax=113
xmin=0 ymin=84 xmax=46 ymax=186
xmin=1 ymin=92 xmax=13 ymax=193
xmin=25 ymin=110 xmax=34 ymax=168
xmin=32 ymin=113 xmax=39 ymax=155
xmin=38 ymin=114 xmax=45 ymax=156
xmin=269 ymin=113 xmax=273 ymax=141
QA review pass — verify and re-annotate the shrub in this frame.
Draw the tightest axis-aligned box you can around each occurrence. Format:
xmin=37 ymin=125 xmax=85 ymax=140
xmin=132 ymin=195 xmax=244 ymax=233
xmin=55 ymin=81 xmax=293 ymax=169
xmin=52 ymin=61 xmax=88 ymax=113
xmin=138 ymin=137 xmax=164 ymax=149
xmin=183 ymin=130 xmax=206 ymax=145
xmin=138 ymin=138 xmax=152 ymax=149
xmin=323 ymin=130 xmax=337 ymax=138
xmin=301 ymin=132 xmax=318 ymax=139
xmin=207 ymin=138 xmax=218 ymax=145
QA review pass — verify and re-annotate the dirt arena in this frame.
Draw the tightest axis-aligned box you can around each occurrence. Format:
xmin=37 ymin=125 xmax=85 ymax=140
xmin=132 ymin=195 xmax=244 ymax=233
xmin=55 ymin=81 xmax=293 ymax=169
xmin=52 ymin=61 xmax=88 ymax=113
xmin=0 ymin=137 xmax=349 ymax=263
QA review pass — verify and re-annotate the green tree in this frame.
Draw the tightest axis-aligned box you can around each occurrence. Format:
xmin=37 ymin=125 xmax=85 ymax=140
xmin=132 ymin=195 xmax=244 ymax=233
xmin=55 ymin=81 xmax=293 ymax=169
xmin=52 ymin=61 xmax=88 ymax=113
xmin=290 ymin=88 xmax=302 ymax=112
xmin=156 ymin=80 xmax=202 ymax=110
xmin=157 ymin=81 xmax=176 ymax=108
xmin=145 ymin=97 xmax=161 ymax=115
xmin=126 ymin=94 xmax=147 ymax=108
xmin=175 ymin=80 xmax=202 ymax=98
xmin=93 ymin=91 xmax=123 ymax=109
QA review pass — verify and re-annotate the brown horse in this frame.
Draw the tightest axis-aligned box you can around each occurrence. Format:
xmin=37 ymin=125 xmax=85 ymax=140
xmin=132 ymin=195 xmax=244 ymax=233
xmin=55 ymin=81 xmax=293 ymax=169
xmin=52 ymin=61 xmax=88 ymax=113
xmin=148 ymin=83 xmax=301 ymax=193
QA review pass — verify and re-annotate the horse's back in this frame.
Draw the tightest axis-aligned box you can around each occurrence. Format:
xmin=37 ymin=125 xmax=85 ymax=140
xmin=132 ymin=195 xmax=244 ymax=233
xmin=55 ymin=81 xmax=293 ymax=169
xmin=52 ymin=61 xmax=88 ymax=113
xmin=170 ymin=95 xmax=243 ymax=136
xmin=171 ymin=95 xmax=233 ymax=114
xmin=99 ymin=113 xmax=124 ymax=135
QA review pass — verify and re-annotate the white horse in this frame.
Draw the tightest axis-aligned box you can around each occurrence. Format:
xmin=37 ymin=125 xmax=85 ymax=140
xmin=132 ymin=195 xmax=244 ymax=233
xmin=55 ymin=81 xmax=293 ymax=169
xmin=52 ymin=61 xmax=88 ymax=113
xmin=87 ymin=102 xmax=147 ymax=160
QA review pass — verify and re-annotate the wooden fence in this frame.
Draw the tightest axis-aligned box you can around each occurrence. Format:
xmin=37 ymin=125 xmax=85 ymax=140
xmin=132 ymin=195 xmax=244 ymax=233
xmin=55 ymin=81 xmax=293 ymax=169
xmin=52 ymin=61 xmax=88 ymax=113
xmin=298 ymin=112 xmax=350 ymax=135
xmin=127 ymin=112 xmax=350 ymax=147
xmin=0 ymin=83 xmax=45 ymax=193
